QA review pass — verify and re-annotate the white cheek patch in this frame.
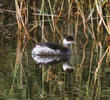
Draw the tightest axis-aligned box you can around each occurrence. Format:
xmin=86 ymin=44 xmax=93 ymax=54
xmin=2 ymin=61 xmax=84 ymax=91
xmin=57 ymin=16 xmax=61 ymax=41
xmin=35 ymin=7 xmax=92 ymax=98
xmin=63 ymin=39 xmax=68 ymax=45
xmin=63 ymin=39 xmax=75 ymax=46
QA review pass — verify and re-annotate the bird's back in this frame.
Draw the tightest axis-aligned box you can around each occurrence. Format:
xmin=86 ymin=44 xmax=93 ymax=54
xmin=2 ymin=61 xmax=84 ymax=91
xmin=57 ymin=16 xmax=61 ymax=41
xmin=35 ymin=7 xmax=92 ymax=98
xmin=38 ymin=42 xmax=68 ymax=52
xmin=32 ymin=42 xmax=69 ymax=57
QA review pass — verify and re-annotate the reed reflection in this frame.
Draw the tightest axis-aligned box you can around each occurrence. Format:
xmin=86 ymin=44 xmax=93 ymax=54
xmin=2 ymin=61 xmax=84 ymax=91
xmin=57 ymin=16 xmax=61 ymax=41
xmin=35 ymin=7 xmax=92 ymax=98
xmin=32 ymin=54 xmax=75 ymax=72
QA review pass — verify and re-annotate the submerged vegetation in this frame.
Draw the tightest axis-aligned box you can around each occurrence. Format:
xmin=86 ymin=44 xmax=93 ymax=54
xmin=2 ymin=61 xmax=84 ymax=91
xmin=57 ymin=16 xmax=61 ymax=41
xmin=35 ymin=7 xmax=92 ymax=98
xmin=0 ymin=0 xmax=110 ymax=99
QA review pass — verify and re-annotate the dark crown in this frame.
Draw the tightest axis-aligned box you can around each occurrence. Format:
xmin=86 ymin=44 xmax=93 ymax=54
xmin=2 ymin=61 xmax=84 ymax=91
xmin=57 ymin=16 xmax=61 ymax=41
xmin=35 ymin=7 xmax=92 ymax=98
xmin=65 ymin=36 xmax=73 ymax=41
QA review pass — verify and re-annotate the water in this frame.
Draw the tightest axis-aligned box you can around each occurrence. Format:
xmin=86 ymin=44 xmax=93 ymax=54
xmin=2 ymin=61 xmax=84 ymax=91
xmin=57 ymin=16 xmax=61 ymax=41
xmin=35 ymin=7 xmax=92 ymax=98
xmin=0 ymin=0 xmax=110 ymax=99
xmin=0 ymin=39 xmax=110 ymax=100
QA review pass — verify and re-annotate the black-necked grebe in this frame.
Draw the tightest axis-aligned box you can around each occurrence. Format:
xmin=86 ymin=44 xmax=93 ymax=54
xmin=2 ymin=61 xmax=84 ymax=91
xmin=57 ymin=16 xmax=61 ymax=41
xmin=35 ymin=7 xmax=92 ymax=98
xmin=32 ymin=35 xmax=75 ymax=57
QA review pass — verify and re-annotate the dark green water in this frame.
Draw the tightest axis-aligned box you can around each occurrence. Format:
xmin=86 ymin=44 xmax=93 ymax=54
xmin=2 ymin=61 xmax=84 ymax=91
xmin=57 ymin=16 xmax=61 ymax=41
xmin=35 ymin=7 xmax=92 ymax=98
xmin=0 ymin=0 xmax=110 ymax=99
xmin=0 ymin=39 xmax=110 ymax=100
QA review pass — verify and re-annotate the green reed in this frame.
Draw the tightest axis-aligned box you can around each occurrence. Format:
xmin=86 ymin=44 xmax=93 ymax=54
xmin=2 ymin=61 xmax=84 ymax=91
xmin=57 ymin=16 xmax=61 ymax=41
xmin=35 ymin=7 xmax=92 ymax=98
xmin=0 ymin=0 xmax=110 ymax=99
xmin=0 ymin=0 xmax=109 ymax=40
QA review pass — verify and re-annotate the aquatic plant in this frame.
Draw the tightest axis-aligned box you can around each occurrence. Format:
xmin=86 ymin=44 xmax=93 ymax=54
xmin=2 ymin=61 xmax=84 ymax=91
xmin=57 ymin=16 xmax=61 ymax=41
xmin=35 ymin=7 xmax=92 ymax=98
xmin=0 ymin=0 xmax=110 ymax=99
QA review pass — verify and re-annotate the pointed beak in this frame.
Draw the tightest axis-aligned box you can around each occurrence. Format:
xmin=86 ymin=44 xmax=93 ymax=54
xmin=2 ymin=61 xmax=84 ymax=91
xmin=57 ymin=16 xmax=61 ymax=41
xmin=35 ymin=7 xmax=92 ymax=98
xmin=71 ymin=41 xmax=76 ymax=44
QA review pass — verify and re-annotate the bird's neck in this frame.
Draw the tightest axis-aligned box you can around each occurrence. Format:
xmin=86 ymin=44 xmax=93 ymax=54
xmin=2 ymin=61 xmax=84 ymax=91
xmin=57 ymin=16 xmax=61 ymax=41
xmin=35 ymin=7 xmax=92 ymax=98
xmin=63 ymin=44 xmax=69 ymax=48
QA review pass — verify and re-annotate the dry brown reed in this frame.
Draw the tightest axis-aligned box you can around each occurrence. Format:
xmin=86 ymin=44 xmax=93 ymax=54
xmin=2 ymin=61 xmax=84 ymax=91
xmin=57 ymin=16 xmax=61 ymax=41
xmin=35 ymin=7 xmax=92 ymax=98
xmin=0 ymin=0 xmax=109 ymax=40
xmin=94 ymin=47 xmax=109 ymax=84
xmin=11 ymin=0 xmax=30 ymax=90
xmin=1 ymin=0 xmax=109 ymax=96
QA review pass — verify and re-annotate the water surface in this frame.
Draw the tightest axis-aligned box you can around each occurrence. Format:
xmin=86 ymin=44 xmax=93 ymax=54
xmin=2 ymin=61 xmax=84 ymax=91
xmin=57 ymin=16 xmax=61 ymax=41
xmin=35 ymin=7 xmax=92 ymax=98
xmin=0 ymin=39 xmax=110 ymax=100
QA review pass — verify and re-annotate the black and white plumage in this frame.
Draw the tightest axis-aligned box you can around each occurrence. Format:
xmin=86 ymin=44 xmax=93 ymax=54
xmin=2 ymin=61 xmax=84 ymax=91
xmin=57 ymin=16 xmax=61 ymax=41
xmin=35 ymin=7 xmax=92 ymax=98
xmin=32 ymin=36 xmax=75 ymax=58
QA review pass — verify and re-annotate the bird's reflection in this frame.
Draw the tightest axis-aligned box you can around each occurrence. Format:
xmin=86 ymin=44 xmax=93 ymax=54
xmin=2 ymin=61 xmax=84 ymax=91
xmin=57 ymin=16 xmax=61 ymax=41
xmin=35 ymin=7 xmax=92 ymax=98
xmin=32 ymin=54 xmax=75 ymax=72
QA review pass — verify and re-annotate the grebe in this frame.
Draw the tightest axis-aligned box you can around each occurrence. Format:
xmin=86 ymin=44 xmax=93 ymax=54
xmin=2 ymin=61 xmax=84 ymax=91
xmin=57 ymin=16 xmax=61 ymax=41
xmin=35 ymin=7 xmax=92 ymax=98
xmin=32 ymin=35 xmax=75 ymax=57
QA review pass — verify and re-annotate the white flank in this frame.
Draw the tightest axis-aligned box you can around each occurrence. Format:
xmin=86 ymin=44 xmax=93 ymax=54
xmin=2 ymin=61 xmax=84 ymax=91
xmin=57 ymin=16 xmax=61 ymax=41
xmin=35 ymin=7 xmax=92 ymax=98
xmin=32 ymin=45 xmax=60 ymax=57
